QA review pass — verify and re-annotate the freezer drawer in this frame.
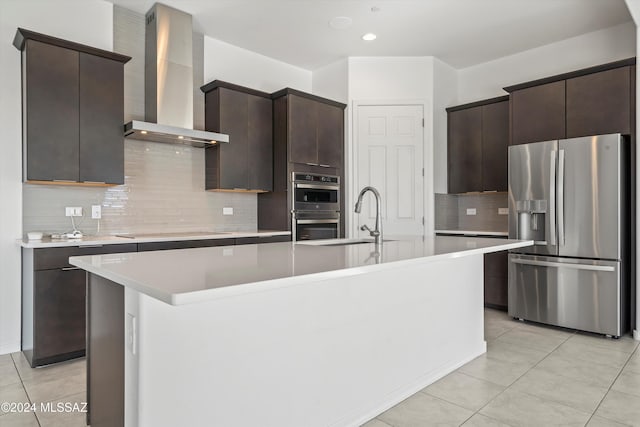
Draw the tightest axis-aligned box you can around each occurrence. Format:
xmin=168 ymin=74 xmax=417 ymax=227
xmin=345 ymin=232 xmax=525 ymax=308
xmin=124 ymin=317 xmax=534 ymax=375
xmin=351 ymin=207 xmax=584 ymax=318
xmin=508 ymin=254 xmax=621 ymax=336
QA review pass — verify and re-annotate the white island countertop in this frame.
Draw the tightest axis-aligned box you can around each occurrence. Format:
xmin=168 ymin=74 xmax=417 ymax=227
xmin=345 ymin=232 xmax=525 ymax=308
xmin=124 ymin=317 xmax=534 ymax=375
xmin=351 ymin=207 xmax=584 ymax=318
xmin=70 ymin=236 xmax=532 ymax=305
xmin=18 ymin=230 xmax=290 ymax=248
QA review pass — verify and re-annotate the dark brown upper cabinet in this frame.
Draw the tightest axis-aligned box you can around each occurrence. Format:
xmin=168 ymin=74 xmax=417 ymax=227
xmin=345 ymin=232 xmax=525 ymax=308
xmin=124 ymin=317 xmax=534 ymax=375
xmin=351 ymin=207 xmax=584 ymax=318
xmin=80 ymin=53 xmax=125 ymax=184
xmin=510 ymin=81 xmax=566 ymax=146
xmin=202 ymin=81 xmax=273 ymax=192
xmin=14 ymin=29 xmax=130 ymax=186
xmin=482 ymin=100 xmax=509 ymax=192
xmin=447 ymin=106 xmax=482 ymax=194
xmin=272 ymin=88 xmax=346 ymax=169
xmin=447 ymin=97 xmax=509 ymax=193
xmin=505 ymin=58 xmax=635 ymax=145
xmin=317 ymin=101 xmax=345 ymax=168
xmin=566 ymin=66 xmax=633 ymax=138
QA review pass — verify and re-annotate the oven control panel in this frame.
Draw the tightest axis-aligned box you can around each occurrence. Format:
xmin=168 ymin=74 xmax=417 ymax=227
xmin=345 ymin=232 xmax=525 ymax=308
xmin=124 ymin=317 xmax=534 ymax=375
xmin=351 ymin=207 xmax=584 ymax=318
xmin=293 ymin=173 xmax=339 ymax=185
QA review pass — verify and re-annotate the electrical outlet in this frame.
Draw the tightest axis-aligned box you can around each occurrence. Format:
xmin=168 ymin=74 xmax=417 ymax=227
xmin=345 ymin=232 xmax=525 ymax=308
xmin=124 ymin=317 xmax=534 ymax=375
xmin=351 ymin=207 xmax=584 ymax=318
xmin=223 ymin=207 xmax=233 ymax=215
xmin=65 ymin=207 xmax=83 ymax=217
xmin=466 ymin=208 xmax=477 ymax=216
xmin=91 ymin=205 xmax=102 ymax=219
xmin=498 ymin=207 xmax=509 ymax=215
xmin=126 ymin=313 xmax=136 ymax=355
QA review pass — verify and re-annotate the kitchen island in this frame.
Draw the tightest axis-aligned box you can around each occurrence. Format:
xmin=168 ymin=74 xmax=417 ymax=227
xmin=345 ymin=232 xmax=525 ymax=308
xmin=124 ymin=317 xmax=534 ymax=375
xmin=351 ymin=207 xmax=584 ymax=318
xmin=69 ymin=236 xmax=532 ymax=427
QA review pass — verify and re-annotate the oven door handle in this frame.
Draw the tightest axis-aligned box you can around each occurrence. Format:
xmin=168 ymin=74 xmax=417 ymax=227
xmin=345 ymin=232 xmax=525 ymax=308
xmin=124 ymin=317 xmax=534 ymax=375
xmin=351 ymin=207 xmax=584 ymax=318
xmin=294 ymin=183 xmax=339 ymax=190
xmin=296 ymin=219 xmax=340 ymax=224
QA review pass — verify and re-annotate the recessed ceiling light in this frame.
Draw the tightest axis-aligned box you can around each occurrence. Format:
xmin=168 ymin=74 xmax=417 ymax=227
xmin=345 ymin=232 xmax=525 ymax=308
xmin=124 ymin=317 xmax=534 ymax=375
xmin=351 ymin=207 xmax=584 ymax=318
xmin=329 ymin=16 xmax=353 ymax=30
xmin=362 ymin=33 xmax=377 ymax=41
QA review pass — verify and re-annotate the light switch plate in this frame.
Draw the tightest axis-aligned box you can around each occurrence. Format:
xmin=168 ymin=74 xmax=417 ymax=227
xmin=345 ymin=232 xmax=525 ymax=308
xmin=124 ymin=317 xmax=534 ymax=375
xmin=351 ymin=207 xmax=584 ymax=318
xmin=466 ymin=208 xmax=477 ymax=216
xmin=498 ymin=207 xmax=509 ymax=215
xmin=91 ymin=205 xmax=102 ymax=219
xmin=223 ymin=207 xmax=233 ymax=215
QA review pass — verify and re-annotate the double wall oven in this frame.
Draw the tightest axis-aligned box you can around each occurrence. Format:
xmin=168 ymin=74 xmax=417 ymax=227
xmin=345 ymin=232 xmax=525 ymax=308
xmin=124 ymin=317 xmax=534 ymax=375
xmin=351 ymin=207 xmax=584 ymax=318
xmin=292 ymin=172 xmax=340 ymax=241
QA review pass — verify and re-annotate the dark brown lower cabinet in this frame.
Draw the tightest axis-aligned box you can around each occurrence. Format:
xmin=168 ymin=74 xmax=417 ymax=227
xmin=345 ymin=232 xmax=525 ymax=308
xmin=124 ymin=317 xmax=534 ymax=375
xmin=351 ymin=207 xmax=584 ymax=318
xmin=235 ymin=235 xmax=291 ymax=245
xmin=22 ymin=243 xmax=137 ymax=367
xmin=22 ymin=236 xmax=290 ymax=367
xmin=33 ymin=268 xmax=86 ymax=362
xmin=484 ymin=251 xmax=508 ymax=310
xmin=137 ymin=238 xmax=235 ymax=252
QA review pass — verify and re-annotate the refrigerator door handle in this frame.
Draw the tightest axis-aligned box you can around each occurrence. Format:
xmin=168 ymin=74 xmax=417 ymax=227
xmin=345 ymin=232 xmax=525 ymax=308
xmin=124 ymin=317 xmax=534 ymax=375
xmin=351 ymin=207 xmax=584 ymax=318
xmin=549 ymin=150 xmax=557 ymax=246
xmin=557 ymin=149 xmax=565 ymax=246
xmin=510 ymin=258 xmax=615 ymax=272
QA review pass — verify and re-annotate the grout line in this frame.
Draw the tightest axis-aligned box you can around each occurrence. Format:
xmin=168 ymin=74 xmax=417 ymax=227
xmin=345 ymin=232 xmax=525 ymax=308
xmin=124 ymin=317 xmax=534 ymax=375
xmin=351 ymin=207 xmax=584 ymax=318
xmin=460 ymin=315 xmax=576 ymax=425
xmin=584 ymin=348 xmax=638 ymax=426
xmin=10 ymin=355 xmax=42 ymax=427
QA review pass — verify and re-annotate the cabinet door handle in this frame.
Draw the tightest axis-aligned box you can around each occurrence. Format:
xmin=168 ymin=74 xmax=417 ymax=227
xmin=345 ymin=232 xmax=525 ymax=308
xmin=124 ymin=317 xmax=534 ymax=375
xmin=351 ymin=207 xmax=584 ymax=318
xmin=61 ymin=267 xmax=81 ymax=271
xmin=319 ymin=164 xmax=331 ymax=168
xmin=83 ymin=181 xmax=106 ymax=184
xmin=53 ymin=179 xmax=77 ymax=183
xmin=305 ymin=163 xmax=319 ymax=166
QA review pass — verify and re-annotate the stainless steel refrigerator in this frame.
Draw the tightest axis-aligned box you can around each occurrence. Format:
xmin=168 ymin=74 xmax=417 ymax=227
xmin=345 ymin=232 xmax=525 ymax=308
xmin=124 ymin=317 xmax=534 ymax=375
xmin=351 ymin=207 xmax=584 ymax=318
xmin=508 ymin=133 xmax=629 ymax=337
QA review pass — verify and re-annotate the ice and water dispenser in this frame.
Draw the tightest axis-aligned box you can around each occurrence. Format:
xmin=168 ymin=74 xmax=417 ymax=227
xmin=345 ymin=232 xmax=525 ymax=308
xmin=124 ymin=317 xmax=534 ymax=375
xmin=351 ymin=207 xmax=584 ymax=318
xmin=515 ymin=200 xmax=547 ymax=243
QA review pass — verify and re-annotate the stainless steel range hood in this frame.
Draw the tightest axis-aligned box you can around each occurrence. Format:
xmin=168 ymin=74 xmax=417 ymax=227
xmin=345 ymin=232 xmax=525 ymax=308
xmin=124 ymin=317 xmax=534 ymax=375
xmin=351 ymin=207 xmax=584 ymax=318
xmin=123 ymin=3 xmax=228 ymax=147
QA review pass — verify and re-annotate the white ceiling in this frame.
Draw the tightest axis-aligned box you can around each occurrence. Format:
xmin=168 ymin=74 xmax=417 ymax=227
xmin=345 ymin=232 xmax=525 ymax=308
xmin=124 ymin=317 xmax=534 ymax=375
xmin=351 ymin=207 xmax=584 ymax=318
xmin=107 ymin=0 xmax=633 ymax=71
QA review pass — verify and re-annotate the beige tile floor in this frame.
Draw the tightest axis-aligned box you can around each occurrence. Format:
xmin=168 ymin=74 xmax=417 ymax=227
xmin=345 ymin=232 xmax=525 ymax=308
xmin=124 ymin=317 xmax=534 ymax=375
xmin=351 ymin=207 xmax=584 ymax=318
xmin=0 ymin=352 xmax=86 ymax=427
xmin=0 ymin=309 xmax=638 ymax=427
xmin=366 ymin=309 xmax=640 ymax=427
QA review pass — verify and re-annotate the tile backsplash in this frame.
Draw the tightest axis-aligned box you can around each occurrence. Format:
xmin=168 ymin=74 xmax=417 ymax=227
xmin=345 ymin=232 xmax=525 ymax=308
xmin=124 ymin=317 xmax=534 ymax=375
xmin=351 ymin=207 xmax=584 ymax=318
xmin=23 ymin=140 xmax=257 ymax=236
xmin=435 ymin=193 xmax=508 ymax=232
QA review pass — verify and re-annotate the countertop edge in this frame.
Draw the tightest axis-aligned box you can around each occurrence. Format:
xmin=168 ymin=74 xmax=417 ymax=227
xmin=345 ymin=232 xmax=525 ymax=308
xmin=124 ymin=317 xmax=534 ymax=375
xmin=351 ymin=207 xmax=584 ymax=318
xmin=69 ymin=239 xmax=533 ymax=306
xmin=18 ymin=230 xmax=291 ymax=248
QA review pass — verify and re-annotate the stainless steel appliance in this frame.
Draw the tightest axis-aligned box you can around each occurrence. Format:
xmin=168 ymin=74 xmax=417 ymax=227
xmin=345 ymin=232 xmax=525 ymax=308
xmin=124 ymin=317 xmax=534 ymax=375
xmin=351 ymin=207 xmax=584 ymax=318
xmin=123 ymin=3 xmax=229 ymax=147
xmin=292 ymin=172 xmax=340 ymax=240
xmin=508 ymin=134 xmax=629 ymax=337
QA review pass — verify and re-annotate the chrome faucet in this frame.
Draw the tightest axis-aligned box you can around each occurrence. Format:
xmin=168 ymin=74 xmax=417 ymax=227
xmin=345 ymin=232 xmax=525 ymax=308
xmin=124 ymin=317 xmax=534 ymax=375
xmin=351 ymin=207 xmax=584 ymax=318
xmin=354 ymin=186 xmax=383 ymax=246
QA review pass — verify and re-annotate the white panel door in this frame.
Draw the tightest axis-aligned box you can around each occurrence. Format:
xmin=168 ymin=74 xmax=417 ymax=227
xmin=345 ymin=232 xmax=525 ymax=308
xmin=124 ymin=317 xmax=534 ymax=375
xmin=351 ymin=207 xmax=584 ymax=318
xmin=356 ymin=105 xmax=424 ymax=236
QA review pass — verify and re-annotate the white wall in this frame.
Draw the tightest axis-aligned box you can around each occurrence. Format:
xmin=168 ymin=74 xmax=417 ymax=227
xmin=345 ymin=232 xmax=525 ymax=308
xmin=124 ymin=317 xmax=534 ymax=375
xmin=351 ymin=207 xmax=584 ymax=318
xmin=312 ymin=59 xmax=349 ymax=104
xmin=204 ymin=37 xmax=312 ymax=93
xmin=348 ymin=57 xmax=433 ymax=101
xmin=457 ymin=21 xmax=636 ymax=103
xmin=0 ymin=0 xmax=114 ymax=354
xmin=346 ymin=57 xmax=435 ymax=238
xmin=432 ymin=59 xmax=458 ymax=194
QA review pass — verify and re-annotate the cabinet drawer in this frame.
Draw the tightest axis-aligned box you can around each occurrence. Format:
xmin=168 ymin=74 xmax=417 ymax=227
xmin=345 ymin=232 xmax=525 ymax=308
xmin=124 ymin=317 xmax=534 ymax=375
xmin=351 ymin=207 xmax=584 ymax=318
xmin=34 ymin=243 xmax=137 ymax=270
xmin=137 ymin=238 xmax=235 ymax=252
xmin=235 ymin=235 xmax=291 ymax=245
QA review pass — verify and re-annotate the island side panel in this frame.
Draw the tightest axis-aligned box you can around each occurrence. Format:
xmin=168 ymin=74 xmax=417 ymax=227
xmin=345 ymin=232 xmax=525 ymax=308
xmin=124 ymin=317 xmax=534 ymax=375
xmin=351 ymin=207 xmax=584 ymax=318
xmin=131 ymin=254 xmax=486 ymax=427
xmin=87 ymin=273 xmax=124 ymax=427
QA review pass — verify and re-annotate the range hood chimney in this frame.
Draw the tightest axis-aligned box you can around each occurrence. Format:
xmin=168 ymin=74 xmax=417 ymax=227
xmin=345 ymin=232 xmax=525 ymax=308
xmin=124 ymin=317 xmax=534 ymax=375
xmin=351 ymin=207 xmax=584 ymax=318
xmin=123 ymin=3 xmax=228 ymax=147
